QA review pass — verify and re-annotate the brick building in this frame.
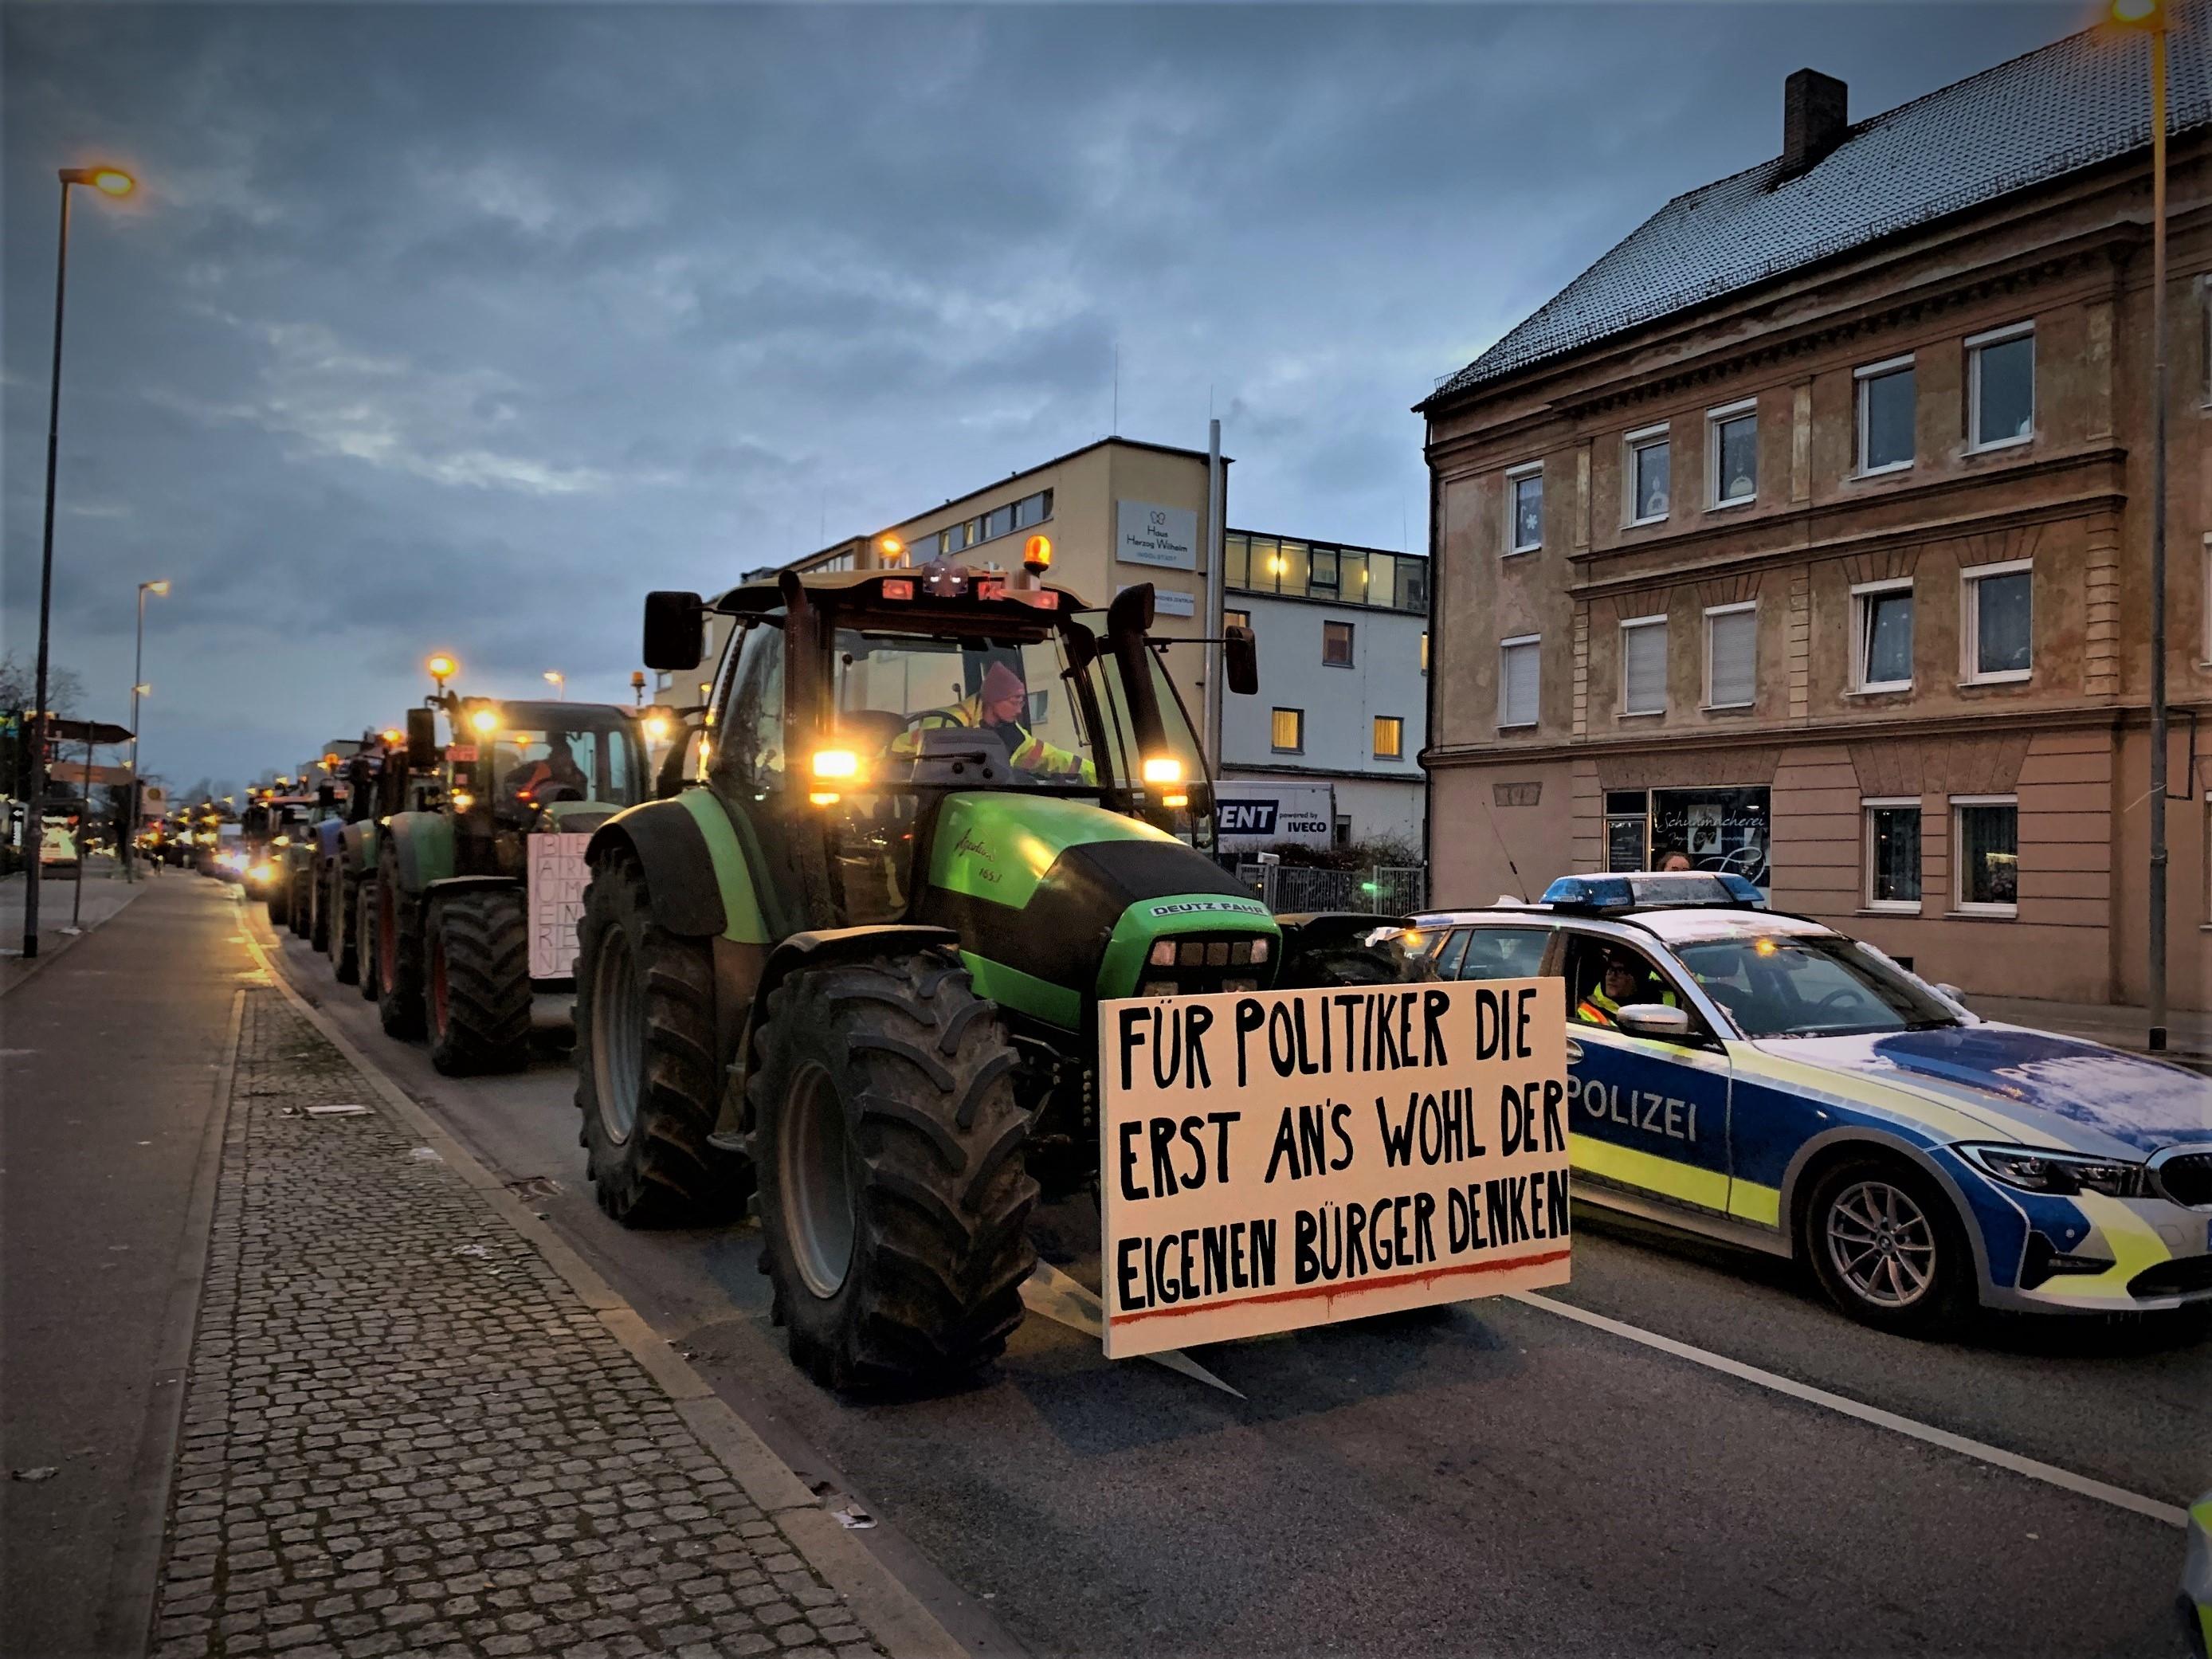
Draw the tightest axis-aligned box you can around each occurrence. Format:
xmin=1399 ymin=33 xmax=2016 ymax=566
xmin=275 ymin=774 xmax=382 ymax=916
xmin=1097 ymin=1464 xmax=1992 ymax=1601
xmin=1418 ymin=14 xmax=2211 ymax=1009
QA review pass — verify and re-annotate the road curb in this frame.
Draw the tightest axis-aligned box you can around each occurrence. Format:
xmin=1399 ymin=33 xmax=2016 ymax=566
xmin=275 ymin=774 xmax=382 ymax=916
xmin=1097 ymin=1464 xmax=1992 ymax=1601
xmin=241 ymin=928 xmax=972 ymax=1659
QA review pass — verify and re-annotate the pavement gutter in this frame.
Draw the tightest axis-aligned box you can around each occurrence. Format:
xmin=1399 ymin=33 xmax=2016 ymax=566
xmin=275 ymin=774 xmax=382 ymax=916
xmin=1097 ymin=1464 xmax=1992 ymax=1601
xmin=97 ymin=987 xmax=247 ymax=1657
xmin=241 ymin=931 xmax=972 ymax=1659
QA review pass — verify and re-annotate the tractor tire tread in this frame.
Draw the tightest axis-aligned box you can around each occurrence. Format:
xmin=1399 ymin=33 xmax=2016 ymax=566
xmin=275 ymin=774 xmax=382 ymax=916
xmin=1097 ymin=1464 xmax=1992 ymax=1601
xmin=428 ymin=888 xmax=532 ymax=1075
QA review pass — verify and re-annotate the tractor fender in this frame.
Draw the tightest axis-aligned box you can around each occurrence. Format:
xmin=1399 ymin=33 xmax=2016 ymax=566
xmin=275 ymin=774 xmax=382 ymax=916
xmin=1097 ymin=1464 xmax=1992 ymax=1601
xmin=314 ymin=817 xmax=347 ymax=867
xmin=715 ymin=925 xmax=962 ymax=1143
xmin=424 ymin=875 xmax=520 ymax=900
xmin=382 ymin=810 xmax=456 ymax=899
xmin=586 ymin=797 xmax=731 ymax=940
xmin=341 ymin=819 xmax=378 ymax=877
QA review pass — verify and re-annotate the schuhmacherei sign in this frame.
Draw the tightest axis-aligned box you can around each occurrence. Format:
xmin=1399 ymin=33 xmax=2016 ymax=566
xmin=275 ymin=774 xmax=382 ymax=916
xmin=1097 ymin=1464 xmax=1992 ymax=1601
xmin=1100 ymin=980 xmax=1571 ymax=1359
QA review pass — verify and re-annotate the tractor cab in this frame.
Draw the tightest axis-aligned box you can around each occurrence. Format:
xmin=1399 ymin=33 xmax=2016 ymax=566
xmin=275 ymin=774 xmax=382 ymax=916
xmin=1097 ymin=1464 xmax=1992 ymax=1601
xmin=413 ymin=696 xmax=647 ymax=840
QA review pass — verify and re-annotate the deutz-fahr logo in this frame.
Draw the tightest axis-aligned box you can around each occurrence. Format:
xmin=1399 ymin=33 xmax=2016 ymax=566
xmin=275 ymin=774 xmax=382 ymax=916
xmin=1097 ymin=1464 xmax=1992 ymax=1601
xmin=1148 ymin=899 xmax=1268 ymax=919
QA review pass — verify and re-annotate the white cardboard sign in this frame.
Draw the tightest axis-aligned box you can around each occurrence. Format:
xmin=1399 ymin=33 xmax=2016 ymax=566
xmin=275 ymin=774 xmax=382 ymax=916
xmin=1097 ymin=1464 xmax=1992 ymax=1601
xmin=1100 ymin=980 xmax=1570 ymax=1358
xmin=527 ymin=833 xmax=594 ymax=981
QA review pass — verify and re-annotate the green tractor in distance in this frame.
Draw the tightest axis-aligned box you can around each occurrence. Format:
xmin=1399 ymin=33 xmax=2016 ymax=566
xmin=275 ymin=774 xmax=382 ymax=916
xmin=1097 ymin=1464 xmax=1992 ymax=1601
xmin=312 ymin=731 xmax=398 ymax=988
xmin=241 ymin=791 xmax=314 ymax=924
xmin=284 ymin=741 xmax=363 ymax=948
xmin=573 ymin=564 xmax=1418 ymax=1392
xmin=373 ymin=692 xmax=650 ymax=1074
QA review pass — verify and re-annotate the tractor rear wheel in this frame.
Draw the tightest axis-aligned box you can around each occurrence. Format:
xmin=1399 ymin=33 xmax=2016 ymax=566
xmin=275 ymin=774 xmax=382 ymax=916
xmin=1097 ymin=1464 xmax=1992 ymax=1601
xmin=356 ymin=879 xmax=380 ymax=1002
xmin=426 ymin=888 xmax=531 ymax=1076
xmin=305 ymin=867 xmax=329 ymax=950
xmin=265 ymin=877 xmax=290 ymax=930
xmin=330 ymin=867 xmax=359 ymax=985
xmin=376 ymin=847 xmax=426 ymax=1039
xmin=748 ymin=951 xmax=1037 ymax=1392
xmin=575 ymin=851 xmax=747 ymax=1225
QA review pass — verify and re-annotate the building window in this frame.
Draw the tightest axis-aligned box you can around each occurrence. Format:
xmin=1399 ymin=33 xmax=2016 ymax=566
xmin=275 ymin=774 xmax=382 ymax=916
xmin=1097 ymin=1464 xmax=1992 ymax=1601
xmin=1856 ymin=356 xmax=1916 ymax=475
xmin=1708 ymin=400 xmax=1757 ymax=506
xmin=1323 ymin=620 xmax=1355 ymax=667
xmin=1954 ymin=798 xmax=2018 ymax=914
xmin=1967 ymin=323 xmax=2035 ymax=451
xmin=1961 ymin=559 xmax=2032 ymax=684
xmin=1224 ymin=607 xmax=1250 ymax=635
xmin=1270 ymin=708 xmax=1304 ymax=753
xmin=1853 ymin=580 xmax=1915 ymax=692
xmin=1605 ymin=790 xmax=1649 ymax=872
xmin=1620 ymin=615 xmax=1668 ymax=716
xmin=1499 ymin=635 xmax=1539 ymax=729
xmin=1653 ymin=786 xmax=1771 ymax=888
xmin=1507 ymin=464 xmax=1543 ymax=555
xmin=1626 ymin=425 xmax=1671 ymax=524
xmin=1421 ymin=631 xmax=1429 ymax=675
xmin=1310 ymin=546 xmax=1339 ymax=596
xmin=1864 ymin=799 xmax=1923 ymax=912
xmin=1704 ymin=603 xmax=1756 ymax=709
xmin=1373 ymin=716 xmax=1404 ymax=760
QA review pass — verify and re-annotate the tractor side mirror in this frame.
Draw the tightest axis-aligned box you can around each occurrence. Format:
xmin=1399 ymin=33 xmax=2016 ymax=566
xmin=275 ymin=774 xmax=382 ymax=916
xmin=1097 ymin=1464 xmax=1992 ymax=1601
xmin=405 ymin=708 xmax=438 ymax=773
xmin=642 ymin=590 xmax=705 ymax=672
xmin=316 ymin=783 xmax=337 ymax=812
xmin=1224 ymin=625 xmax=1258 ymax=696
xmin=1107 ymin=583 xmax=1155 ymax=634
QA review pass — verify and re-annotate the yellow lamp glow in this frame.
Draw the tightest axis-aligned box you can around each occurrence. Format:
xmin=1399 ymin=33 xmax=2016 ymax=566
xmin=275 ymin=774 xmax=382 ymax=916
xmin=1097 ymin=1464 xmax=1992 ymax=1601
xmin=380 ymin=728 xmax=402 ymax=745
xmin=877 ymin=535 xmax=905 ymax=563
xmin=452 ymin=791 xmax=476 ymax=812
xmin=1140 ymin=756 xmax=1183 ymax=786
xmin=809 ymin=791 xmax=841 ymax=807
xmin=147 ymin=579 xmax=171 ymax=595
xmin=1022 ymin=534 xmax=1053 ymax=571
xmin=644 ymin=715 xmax=671 ymax=742
xmin=469 ymin=708 xmax=500 ymax=735
xmin=92 ymin=168 xmax=135 ymax=197
xmin=1163 ymin=792 xmax=1189 ymax=809
xmin=427 ymin=653 xmax=457 ymax=684
xmin=811 ymin=748 xmax=861 ymax=780
xmin=2109 ymin=0 xmax=2164 ymax=22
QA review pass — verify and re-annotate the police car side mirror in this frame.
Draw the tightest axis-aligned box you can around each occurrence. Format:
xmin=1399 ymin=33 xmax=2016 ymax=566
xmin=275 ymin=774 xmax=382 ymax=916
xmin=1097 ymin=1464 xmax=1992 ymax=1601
xmin=1616 ymin=1003 xmax=1692 ymax=1041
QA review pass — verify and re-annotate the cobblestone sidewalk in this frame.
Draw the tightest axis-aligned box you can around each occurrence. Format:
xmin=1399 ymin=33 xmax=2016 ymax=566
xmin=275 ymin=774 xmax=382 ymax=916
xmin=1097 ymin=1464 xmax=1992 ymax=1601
xmin=151 ymin=990 xmax=884 ymax=1659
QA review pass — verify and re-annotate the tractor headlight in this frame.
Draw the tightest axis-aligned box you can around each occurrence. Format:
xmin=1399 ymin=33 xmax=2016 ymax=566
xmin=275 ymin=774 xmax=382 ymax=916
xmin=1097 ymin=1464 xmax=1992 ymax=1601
xmin=451 ymin=791 xmax=475 ymax=812
xmin=1148 ymin=940 xmax=1176 ymax=967
xmin=812 ymin=748 xmax=861 ymax=780
xmin=249 ymin=861 xmax=273 ymax=882
xmin=273 ymin=835 xmax=292 ymax=847
xmin=1140 ymin=756 xmax=1182 ymax=786
xmin=1959 ymin=1143 xmax=2144 ymax=1198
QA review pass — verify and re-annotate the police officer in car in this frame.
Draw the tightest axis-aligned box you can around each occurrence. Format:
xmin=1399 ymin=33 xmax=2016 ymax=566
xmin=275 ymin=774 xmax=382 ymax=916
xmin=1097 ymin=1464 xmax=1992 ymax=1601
xmin=1576 ymin=947 xmax=1678 ymax=1027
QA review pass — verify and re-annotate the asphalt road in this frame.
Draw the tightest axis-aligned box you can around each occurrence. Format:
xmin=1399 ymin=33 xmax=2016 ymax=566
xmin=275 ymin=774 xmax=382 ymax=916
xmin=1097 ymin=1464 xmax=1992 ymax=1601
xmin=248 ymin=896 xmax=2209 ymax=1659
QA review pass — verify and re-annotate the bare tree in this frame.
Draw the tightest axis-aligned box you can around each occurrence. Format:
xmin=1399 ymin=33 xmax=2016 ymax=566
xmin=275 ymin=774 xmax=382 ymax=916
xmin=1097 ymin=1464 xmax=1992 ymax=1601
xmin=0 ymin=651 xmax=85 ymax=716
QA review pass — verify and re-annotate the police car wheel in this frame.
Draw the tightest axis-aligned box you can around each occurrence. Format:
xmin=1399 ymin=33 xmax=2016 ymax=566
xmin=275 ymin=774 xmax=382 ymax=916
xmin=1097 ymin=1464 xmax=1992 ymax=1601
xmin=1802 ymin=1157 xmax=1971 ymax=1335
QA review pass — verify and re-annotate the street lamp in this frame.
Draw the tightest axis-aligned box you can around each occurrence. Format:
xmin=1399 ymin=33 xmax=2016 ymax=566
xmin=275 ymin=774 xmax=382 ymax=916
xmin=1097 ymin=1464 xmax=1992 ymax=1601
xmin=427 ymin=653 xmax=457 ymax=691
xmin=124 ymin=578 xmax=170 ymax=881
xmin=2110 ymin=0 xmax=2171 ymax=1049
xmin=22 ymin=163 xmax=137 ymax=959
xmin=543 ymin=671 xmax=566 ymax=700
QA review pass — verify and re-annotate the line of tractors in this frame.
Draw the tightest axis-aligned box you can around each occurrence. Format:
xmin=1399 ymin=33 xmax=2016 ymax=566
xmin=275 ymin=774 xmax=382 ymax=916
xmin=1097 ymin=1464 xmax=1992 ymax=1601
xmin=228 ymin=559 xmax=1423 ymax=1391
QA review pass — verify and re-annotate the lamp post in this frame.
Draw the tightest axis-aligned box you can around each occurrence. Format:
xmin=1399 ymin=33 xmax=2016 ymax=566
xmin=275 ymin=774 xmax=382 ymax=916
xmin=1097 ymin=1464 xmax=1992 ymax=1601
xmin=543 ymin=671 xmax=566 ymax=700
xmin=22 ymin=163 xmax=135 ymax=959
xmin=2111 ymin=0 xmax=2170 ymax=1049
xmin=124 ymin=578 xmax=170 ymax=881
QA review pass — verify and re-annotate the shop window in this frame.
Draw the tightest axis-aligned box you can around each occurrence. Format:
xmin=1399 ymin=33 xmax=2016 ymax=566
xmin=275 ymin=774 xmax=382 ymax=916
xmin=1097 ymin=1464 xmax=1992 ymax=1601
xmin=1271 ymin=708 xmax=1304 ymax=753
xmin=1953 ymin=797 xmax=2019 ymax=915
xmin=1605 ymin=790 xmax=1650 ymax=872
xmin=1373 ymin=716 xmax=1404 ymax=761
xmin=1622 ymin=425 xmax=1671 ymax=525
xmin=1499 ymin=635 xmax=1540 ymax=728
xmin=1705 ymin=604 xmax=1756 ymax=709
xmin=1857 ymin=356 xmax=1916 ymax=475
xmin=1507 ymin=465 xmax=1543 ymax=555
xmin=1621 ymin=616 xmax=1668 ymax=715
xmin=1968 ymin=323 xmax=2035 ymax=451
xmin=1962 ymin=561 xmax=2032 ymax=684
xmin=1708 ymin=400 xmax=1757 ymax=506
xmin=1224 ymin=608 xmax=1250 ymax=636
xmin=1864 ymin=800 xmax=1923 ymax=912
xmin=1853 ymin=580 xmax=1914 ymax=692
xmin=1653 ymin=786 xmax=1770 ymax=888
xmin=1324 ymin=621 xmax=1355 ymax=667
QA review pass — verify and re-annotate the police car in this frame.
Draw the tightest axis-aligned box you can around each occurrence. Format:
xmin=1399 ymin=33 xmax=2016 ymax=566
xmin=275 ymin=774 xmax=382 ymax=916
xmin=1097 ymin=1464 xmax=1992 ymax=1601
xmin=1412 ymin=872 xmax=2212 ymax=1331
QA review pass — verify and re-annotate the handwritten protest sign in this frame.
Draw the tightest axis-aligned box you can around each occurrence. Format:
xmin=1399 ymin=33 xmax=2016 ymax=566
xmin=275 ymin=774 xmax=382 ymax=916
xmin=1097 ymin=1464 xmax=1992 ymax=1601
xmin=1100 ymin=980 xmax=1570 ymax=1359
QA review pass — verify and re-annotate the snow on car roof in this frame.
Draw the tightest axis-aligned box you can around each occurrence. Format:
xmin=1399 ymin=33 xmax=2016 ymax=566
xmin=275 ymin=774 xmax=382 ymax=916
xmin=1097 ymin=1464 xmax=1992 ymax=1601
xmin=1630 ymin=910 xmax=1837 ymax=945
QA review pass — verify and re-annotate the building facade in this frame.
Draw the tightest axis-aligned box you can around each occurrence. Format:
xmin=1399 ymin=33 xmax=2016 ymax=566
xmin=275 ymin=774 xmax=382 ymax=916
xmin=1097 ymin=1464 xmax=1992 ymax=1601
xmin=1217 ymin=531 xmax=1429 ymax=853
xmin=1420 ymin=29 xmax=2211 ymax=1010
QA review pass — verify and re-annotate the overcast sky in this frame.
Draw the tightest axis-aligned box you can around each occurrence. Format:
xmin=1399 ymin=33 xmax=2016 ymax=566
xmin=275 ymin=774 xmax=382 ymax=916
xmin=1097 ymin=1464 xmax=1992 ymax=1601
xmin=4 ymin=1 xmax=2079 ymax=791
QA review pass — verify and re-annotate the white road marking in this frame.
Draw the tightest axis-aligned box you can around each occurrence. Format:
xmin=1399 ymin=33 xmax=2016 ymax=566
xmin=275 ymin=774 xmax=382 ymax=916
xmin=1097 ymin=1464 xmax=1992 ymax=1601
xmin=1512 ymin=1291 xmax=2187 ymax=1529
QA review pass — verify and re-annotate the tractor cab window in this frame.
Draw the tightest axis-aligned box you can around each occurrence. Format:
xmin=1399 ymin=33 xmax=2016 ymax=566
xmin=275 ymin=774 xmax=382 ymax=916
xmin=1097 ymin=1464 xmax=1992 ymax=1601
xmin=1082 ymin=643 xmax=1214 ymax=844
xmin=833 ymin=629 xmax=1095 ymax=790
xmin=488 ymin=724 xmax=645 ymax=811
xmin=712 ymin=620 xmax=786 ymax=796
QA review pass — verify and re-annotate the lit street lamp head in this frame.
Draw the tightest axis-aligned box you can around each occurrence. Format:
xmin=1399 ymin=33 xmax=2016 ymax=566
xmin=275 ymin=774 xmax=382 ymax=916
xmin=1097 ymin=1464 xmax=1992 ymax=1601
xmin=143 ymin=578 xmax=171 ymax=596
xmin=2108 ymin=0 xmax=2166 ymax=25
xmin=60 ymin=167 xmax=137 ymax=196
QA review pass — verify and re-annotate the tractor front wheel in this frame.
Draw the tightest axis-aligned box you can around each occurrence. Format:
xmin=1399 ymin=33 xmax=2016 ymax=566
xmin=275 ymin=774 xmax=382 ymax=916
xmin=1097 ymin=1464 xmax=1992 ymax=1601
xmin=575 ymin=852 xmax=746 ymax=1226
xmin=265 ymin=877 xmax=291 ymax=930
xmin=330 ymin=867 xmax=359 ymax=985
xmin=376 ymin=849 xmax=426 ymax=1039
xmin=748 ymin=951 xmax=1038 ymax=1392
xmin=426 ymin=888 xmax=531 ymax=1076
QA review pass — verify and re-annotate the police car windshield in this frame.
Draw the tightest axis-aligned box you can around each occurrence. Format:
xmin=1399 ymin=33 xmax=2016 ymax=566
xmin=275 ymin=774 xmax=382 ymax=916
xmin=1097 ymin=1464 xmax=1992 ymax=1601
xmin=1670 ymin=934 xmax=1959 ymax=1039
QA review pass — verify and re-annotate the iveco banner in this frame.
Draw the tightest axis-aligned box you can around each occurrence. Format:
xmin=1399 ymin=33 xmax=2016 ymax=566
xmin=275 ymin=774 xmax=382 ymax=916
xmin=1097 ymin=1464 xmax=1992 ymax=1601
xmin=1099 ymin=980 xmax=1572 ymax=1359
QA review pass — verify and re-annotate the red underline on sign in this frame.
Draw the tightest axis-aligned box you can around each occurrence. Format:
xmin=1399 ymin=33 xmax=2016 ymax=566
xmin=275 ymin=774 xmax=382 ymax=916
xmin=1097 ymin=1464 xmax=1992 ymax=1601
xmin=1108 ymin=1246 xmax=1572 ymax=1327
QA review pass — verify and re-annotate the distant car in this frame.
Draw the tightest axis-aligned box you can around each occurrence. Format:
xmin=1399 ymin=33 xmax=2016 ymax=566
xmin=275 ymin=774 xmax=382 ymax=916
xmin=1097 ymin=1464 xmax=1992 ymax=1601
xmin=39 ymin=822 xmax=78 ymax=871
xmin=1414 ymin=871 xmax=2212 ymax=1331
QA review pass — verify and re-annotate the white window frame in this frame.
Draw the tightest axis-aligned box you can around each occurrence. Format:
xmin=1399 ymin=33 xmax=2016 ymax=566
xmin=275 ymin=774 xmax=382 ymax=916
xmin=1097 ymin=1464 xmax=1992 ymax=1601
xmin=1505 ymin=462 xmax=1543 ymax=556
xmin=1861 ymin=797 xmax=1924 ymax=914
xmin=1951 ymin=794 xmax=2020 ymax=917
xmin=1623 ymin=422 xmax=1672 ymax=527
xmin=1618 ymin=614 xmax=1668 ymax=716
xmin=1851 ymin=578 xmax=1915 ymax=694
xmin=1702 ymin=602 xmax=1757 ymax=710
xmin=1960 ymin=557 xmax=2034 ymax=685
xmin=1966 ymin=321 xmax=2035 ymax=454
xmin=1854 ymin=355 xmax=1916 ymax=477
xmin=1706 ymin=398 xmax=1759 ymax=509
xmin=1499 ymin=633 xmax=1540 ymax=730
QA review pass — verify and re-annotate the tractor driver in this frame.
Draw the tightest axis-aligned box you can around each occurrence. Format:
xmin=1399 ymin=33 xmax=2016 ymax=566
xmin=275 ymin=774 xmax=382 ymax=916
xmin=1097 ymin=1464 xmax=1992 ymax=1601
xmin=503 ymin=732 xmax=592 ymax=807
xmin=893 ymin=660 xmax=1095 ymax=784
xmin=1575 ymin=947 xmax=1679 ymax=1027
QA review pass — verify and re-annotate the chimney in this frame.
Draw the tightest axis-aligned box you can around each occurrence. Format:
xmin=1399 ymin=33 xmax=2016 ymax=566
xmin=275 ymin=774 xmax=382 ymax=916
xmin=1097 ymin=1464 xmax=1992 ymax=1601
xmin=1782 ymin=69 xmax=1849 ymax=178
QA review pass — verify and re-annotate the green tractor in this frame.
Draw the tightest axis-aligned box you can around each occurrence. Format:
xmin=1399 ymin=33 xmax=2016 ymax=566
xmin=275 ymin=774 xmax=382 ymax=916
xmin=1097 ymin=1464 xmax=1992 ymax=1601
xmin=573 ymin=564 xmax=1418 ymax=1391
xmin=371 ymin=692 xmax=650 ymax=1074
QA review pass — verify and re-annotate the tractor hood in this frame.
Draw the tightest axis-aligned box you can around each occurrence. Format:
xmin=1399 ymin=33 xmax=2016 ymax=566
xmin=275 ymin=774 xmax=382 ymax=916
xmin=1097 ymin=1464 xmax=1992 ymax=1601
xmin=921 ymin=793 xmax=1277 ymax=1028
